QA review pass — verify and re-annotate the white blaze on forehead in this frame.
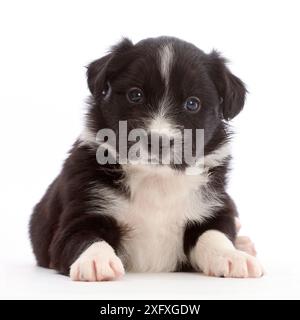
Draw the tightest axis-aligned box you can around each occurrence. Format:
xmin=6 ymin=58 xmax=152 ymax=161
xmin=148 ymin=43 xmax=175 ymax=136
xmin=159 ymin=43 xmax=174 ymax=86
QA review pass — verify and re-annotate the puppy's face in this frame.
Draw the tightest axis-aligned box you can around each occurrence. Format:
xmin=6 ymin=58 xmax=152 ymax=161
xmin=86 ymin=37 xmax=246 ymax=167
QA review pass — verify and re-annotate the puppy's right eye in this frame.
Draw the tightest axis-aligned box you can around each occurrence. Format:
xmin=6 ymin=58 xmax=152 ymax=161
xmin=127 ymin=88 xmax=144 ymax=104
xmin=184 ymin=96 xmax=201 ymax=112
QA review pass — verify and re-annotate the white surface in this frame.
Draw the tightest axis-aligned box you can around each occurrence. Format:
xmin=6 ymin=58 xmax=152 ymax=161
xmin=1 ymin=257 xmax=300 ymax=300
xmin=1 ymin=0 xmax=300 ymax=299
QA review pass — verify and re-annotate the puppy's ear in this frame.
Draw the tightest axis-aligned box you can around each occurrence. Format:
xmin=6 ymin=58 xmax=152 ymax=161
xmin=206 ymin=50 xmax=247 ymax=120
xmin=87 ymin=54 xmax=111 ymax=96
xmin=87 ymin=38 xmax=134 ymax=98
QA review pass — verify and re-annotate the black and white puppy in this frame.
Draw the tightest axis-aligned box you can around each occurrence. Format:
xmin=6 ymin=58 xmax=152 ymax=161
xmin=29 ymin=37 xmax=263 ymax=280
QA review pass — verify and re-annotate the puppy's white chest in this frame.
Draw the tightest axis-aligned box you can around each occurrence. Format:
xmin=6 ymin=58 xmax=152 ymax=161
xmin=118 ymin=167 xmax=215 ymax=272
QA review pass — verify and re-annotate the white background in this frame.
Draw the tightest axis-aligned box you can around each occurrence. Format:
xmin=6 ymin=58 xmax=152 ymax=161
xmin=1 ymin=0 xmax=300 ymax=299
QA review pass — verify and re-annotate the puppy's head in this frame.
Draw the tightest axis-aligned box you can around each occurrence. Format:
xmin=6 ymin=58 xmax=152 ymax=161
xmin=85 ymin=37 xmax=246 ymax=168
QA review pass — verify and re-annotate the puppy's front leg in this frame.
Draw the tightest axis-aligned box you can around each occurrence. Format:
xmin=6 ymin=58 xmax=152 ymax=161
xmin=50 ymin=214 xmax=125 ymax=282
xmin=184 ymin=196 xmax=263 ymax=278
xmin=190 ymin=230 xmax=263 ymax=278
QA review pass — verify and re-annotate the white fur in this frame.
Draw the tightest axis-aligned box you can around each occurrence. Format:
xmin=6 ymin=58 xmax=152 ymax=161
xmin=148 ymin=92 xmax=180 ymax=136
xmin=235 ymin=236 xmax=257 ymax=256
xmin=190 ymin=230 xmax=263 ymax=278
xmin=149 ymin=115 xmax=173 ymax=136
xmin=204 ymin=143 xmax=231 ymax=167
xmin=70 ymin=241 xmax=125 ymax=281
xmin=159 ymin=44 xmax=174 ymax=86
xmin=119 ymin=165 xmax=218 ymax=272
xmin=186 ymin=143 xmax=231 ymax=175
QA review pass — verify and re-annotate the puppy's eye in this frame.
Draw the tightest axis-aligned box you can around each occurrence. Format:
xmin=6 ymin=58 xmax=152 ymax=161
xmin=127 ymin=88 xmax=144 ymax=104
xmin=184 ymin=97 xmax=201 ymax=112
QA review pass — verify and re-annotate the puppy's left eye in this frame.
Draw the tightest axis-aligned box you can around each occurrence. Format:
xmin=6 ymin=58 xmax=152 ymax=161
xmin=127 ymin=88 xmax=144 ymax=104
xmin=184 ymin=97 xmax=201 ymax=112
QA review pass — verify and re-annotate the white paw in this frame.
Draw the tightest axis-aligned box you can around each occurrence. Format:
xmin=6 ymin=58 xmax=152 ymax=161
xmin=234 ymin=218 xmax=257 ymax=256
xmin=199 ymin=248 xmax=263 ymax=278
xmin=235 ymin=236 xmax=257 ymax=256
xmin=70 ymin=241 xmax=125 ymax=281
xmin=191 ymin=230 xmax=263 ymax=278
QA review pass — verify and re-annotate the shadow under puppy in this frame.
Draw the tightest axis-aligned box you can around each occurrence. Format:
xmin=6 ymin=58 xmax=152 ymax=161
xmin=29 ymin=37 xmax=263 ymax=280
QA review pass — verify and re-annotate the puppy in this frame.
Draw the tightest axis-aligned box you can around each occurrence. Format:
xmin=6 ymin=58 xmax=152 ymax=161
xmin=29 ymin=37 xmax=263 ymax=280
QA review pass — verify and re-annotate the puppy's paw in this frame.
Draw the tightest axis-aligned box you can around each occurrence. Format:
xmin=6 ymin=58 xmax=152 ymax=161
xmin=199 ymin=249 xmax=263 ymax=278
xmin=235 ymin=236 xmax=257 ymax=256
xmin=70 ymin=241 xmax=125 ymax=281
xmin=234 ymin=218 xmax=257 ymax=256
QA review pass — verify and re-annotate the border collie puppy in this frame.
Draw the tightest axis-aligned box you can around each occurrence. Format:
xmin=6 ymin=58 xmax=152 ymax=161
xmin=29 ymin=37 xmax=263 ymax=280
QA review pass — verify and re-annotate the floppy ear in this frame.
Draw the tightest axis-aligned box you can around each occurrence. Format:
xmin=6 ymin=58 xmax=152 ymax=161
xmin=87 ymin=54 xmax=111 ymax=97
xmin=207 ymin=50 xmax=247 ymax=120
xmin=86 ymin=38 xmax=134 ymax=98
